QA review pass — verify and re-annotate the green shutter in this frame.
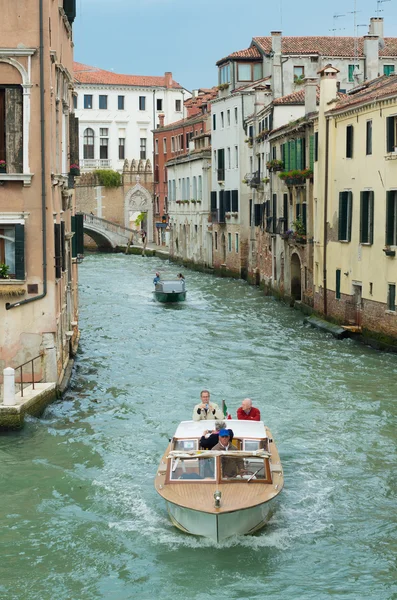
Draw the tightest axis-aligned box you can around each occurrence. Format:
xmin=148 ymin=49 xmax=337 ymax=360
xmin=231 ymin=190 xmax=238 ymax=212
xmin=14 ymin=223 xmax=25 ymax=280
xmin=309 ymin=135 xmax=314 ymax=170
xmin=225 ymin=190 xmax=231 ymax=212
xmin=384 ymin=65 xmax=395 ymax=76
xmin=339 ymin=192 xmax=348 ymax=241
xmin=389 ymin=285 xmax=396 ymax=311
xmin=61 ymin=221 xmax=66 ymax=271
xmin=348 ymin=192 xmax=353 ymax=241
xmin=369 ymin=192 xmax=374 ymax=245
xmin=210 ymin=191 xmax=217 ymax=212
xmin=360 ymin=192 xmax=365 ymax=243
xmin=336 ymin=269 xmax=341 ymax=299
xmin=71 ymin=215 xmax=77 ymax=258
xmin=386 ymin=117 xmax=395 ymax=153
xmin=285 ymin=142 xmax=290 ymax=171
xmin=386 ymin=191 xmax=395 ymax=245
xmin=290 ymin=140 xmax=297 ymax=170
xmin=296 ymin=139 xmax=302 ymax=170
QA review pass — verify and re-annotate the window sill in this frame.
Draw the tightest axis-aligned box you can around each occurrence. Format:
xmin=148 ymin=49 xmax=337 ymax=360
xmin=385 ymin=310 xmax=396 ymax=315
xmin=0 ymin=173 xmax=33 ymax=187
xmin=0 ymin=280 xmax=26 ymax=297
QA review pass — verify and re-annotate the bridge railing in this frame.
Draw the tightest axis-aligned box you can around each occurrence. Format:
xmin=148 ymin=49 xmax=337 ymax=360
xmin=81 ymin=213 xmax=140 ymax=244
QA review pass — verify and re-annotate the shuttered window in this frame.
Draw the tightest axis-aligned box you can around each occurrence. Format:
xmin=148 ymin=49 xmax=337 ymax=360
xmin=213 ymin=114 xmax=216 ymax=131
xmin=366 ymin=121 xmax=372 ymax=155
xmin=338 ymin=191 xmax=353 ymax=241
xmin=219 ymin=190 xmax=225 ymax=222
xmin=309 ymin=135 xmax=315 ymax=169
xmin=386 ymin=191 xmax=397 ymax=246
xmin=388 ymin=284 xmax=396 ymax=311
xmin=61 ymin=221 xmax=66 ymax=271
xmin=54 ymin=224 xmax=62 ymax=279
xmin=360 ymin=191 xmax=374 ymax=244
xmin=386 ymin=116 xmax=396 ymax=153
xmin=336 ymin=269 xmax=341 ymax=300
xmin=285 ymin=142 xmax=290 ymax=171
xmin=225 ymin=190 xmax=231 ymax=212
xmin=254 ymin=204 xmax=262 ymax=227
xmin=71 ymin=214 xmax=84 ymax=258
xmin=210 ymin=191 xmax=217 ymax=212
xmin=0 ymin=87 xmax=24 ymax=173
xmin=346 ymin=125 xmax=354 ymax=158
xmin=0 ymin=224 xmax=25 ymax=280
xmin=290 ymin=139 xmax=297 ymax=170
xmin=314 ymin=132 xmax=318 ymax=162
xmin=231 ymin=190 xmax=239 ymax=212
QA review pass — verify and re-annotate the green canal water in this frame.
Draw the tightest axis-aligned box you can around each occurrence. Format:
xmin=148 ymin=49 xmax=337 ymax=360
xmin=1 ymin=254 xmax=396 ymax=600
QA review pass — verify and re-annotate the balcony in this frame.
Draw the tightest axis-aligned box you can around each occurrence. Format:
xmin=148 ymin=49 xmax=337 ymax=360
xmin=244 ymin=171 xmax=261 ymax=188
xmin=217 ymin=168 xmax=225 ymax=182
xmin=81 ymin=159 xmax=112 ymax=171
xmin=211 ymin=210 xmax=226 ymax=224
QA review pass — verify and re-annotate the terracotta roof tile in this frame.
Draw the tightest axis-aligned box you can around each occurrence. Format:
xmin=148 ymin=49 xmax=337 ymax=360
xmin=73 ymin=62 xmax=183 ymax=89
xmin=216 ymin=46 xmax=262 ymax=65
xmin=253 ymin=36 xmax=397 ymax=57
xmin=331 ymin=74 xmax=397 ymax=111
xmin=273 ymin=87 xmax=347 ymax=105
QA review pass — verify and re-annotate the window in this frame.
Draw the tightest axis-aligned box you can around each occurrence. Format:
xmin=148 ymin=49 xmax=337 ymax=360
xmin=211 ymin=191 xmax=217 ymax=212
xmin=360 ymin=191 xmax=374 ymax=244
xmin=139 ymin=96 xmax=146 ymax=110
xmin=214 ymin=231 xmax=218 ymax=250
xmin=73 ymin=95 xmax=77 ymax=109
xmin=237 ymin=63 xmax=252 ymax=81
xmin=231 ymin=190 xmax=239 ymax=212
xmin=118 ymin=95 xmax=125 ymax=110
xmin=293 ymin=66 xmax=304 ymax=81
xmin=336 ymin=269 xmax=341 ymax=300
xmin=198 ymin=176 xmax=202 ymax=200
xmin=119 ymin=138 xmax=125 ymax=160
xmin=228 ymin=232 xmax=232 ymax=252
xmin=0 ymin=224 xmax=25 ymax=279
xmin=235 ymin=233 xmax=239 ymax=253
xmin=221 ymin=112 xmax=224 ymax=128
xmin=100 ymin=128 xmax=108 ymax=159
xmin=346 ymin=125 xmax=354 ymax=158
xmin=163 ymin=138 xmax=167 ymax=153
xmin=388 ymin=284 xmax=396 ymax=311
xmin=217 ymin=148 xmax=225 ymax=181
xmin=156 ymin=98 xmax=163 ymax=111
xmin=227 ymin=110 xmax=230 ymax=126
xmin=220 ymin=64 xmax=230 ymax=84
xmin=386 ymin=190 xmax=397 ymax=246
xmin=314 ymin=132 xmax=319 ymax=161
xmin=386 ymin=115 xmax=397 ymax=153
xmin=193 ymin=176 xmax=197 ymax=199
xmin=338 ymin=191 xmax=353 ymax=242
xmin=171 ymin=137 xmax=175 ymax=152
xmin=366 ymin=121 xmax=372 ymax=155
xmin=54 ymin=222 xmax=66 ymax=279
xmin=348 ymin=64 xmax=360 ymax=82
xmin=155 ymin=139 xmax=159 ymax=154
xmin=384 ymin=65 xmax=395 ymax=76
xmin=84 ymin=94 xmax=92 ymax=109
xmin=234 ymin=107 xmax=238 ymax=124
xmin=0 ymin=87 xmax=23 ymax=173
xmin=140 ymin=138 xmax=147 ymax=159
xmin=83 ymin=127 xmax=94 ymax=159
xmin=253 ymin=63 xmax=262 ymax=80
xmin=235 ymin=146 xmax=238 ymax=168
xmin=186 ymin=177 xmax=190 ymax=200
xmin=99 ymin=95 xmax=107 ymax=109
xmin=213 ymin=114 xmax=216 ymax=131
xmin=175 ymin=99 xmax=182 ymax=112
xmin=227 ymin=147 xmax=231 ymax=169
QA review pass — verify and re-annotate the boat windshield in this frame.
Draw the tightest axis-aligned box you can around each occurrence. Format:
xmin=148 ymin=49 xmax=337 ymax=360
xmin=170 ymin=457 xmax=216 ymax=481
xmin=220 ymin=456 xmax=268 ymax=481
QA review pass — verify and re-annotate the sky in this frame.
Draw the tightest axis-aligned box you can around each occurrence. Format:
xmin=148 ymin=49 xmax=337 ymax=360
xmin=74 ymin=0 xmax=397 ymax=90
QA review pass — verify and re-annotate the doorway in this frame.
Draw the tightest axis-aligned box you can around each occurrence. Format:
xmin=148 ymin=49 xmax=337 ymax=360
xmin=290 ymin=253 xmax=302 ymax=301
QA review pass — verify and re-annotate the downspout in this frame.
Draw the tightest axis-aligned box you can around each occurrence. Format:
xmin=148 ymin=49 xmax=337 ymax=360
xmin=323 ymin=117 xmax=329 ymax=316
xmin=6 ymin=0 xmax=47 ymax=310
xmin=152 ymin=88 xmax=156 ymax=243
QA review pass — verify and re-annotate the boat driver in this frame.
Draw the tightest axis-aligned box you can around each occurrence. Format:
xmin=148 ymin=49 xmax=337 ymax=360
xmin=212 ymin=429 xmax=244 ymax=478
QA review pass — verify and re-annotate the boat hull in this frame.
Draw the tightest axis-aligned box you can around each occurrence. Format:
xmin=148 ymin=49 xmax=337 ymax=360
xmin=154 ymin=291 xmax=186 ymax=303
xmin=166 ymin=498 xmax=276 ymax=542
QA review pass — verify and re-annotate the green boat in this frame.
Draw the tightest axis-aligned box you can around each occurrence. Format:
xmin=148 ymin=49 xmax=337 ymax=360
xmin=153 ymin=280 xmax=186 ymax=303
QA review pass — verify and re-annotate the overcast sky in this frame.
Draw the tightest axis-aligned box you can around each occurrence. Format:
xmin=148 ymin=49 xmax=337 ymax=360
xmin=74 ymin=0 xmax=397 ymax=90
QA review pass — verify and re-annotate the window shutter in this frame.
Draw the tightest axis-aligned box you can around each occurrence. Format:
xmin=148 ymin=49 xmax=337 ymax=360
xmin=285 ymin=142 xmax=290 ymax=171
xmin=213 ymin=114 xmax=216 ymax=131
xmin=54 ymin=224 xmax=62 ymax=279
xmin=302 ymin=203 xmax=307 ymax=233
xmin=336 ymin=269 xmax=341 ymax=299
xmin=290 ymin=140 xmax=297 ymax=170
xmin=225 ymin=190 xmax=231 ymax=212
xmin=71 ymin=216 xmax=77 ymax=257
xmin=347 ymin=192 xmax=353 ymax=241
xmin=296 ymin=139 xmax=302 ymax=170
xmin=360 ymin=192 xmax=365 ymax=243
xmin=269 ymin=112 xmax=273 ymax=131
xmin=283 ymin=193 xmax=288 ymax=220
xmin=386 ymin=116 xmax=395 ymax=153
xmin=210 ymin=191 xmax=217 ymax=212
xmin=61 ymin=221 xmax=66 ymax=271
xmin=309 ymin=135 xmax=314 ymax=170
xmin=73 ymin=213 xmax=84 ymax=256
xmin=386 ymin=191 xmax=394 ymax=245
xmin=231 ymin=190 xmax=238 ymax=212
xmin=338 ymin=192 xmax=347 ymax=240
xmin=219 ymin=190 xmax=225 ymax=222
xmin=346 ymin=125 xmax=353 ymax=158
xmin=390 ymin=285 xmax=396 ymax=311
xmin=369 ymin=191 xmax=374 ymax=245
xmin=249 ymin=199 xmax=252 ymax=226
xmin=14 ymin=223 xmax=25 ymax=280
xmin=254 ymin=204 xmax=261 ymax=226
xmin=314 ymin=132 xmax=318 ymax=162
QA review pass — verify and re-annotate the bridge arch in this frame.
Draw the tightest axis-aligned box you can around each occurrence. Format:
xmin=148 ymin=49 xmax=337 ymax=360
xmin=82 ymin=223 xmax=115 ymax=249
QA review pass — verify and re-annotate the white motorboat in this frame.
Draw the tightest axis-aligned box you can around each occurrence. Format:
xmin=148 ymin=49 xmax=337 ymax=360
xmin=154 ymin=419 xmax=283 ymax=542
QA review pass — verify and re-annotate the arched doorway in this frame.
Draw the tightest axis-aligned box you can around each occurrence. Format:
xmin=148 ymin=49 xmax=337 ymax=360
xmin=124 ymin=184 xmax=153 ymax=242
xmin=290 ymin=253 xmax=302 ymax=301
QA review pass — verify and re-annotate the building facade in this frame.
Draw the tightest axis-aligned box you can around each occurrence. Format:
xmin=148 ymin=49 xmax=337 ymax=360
xmin=0 ymin=0 xmax=81 ymax=392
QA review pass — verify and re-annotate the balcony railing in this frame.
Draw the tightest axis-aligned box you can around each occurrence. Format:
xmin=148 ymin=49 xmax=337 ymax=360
xmin=217 ymin=168 xmax=225 ymax=182
xmin=211 ymin=210 xmax=226 ymax=224
xmin=245 ymin=171 xmax=261 ymax=187
xmin=81 ymin=159 xmax=112 ymax=171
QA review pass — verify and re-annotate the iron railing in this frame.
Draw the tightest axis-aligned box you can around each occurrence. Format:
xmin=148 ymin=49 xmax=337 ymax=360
xmin=245 ymin=171 xmax=261 ymax=187
xmin=14 ymin=353 xmax=44 ymax=398
xmin=81 ymin=159 xmax=112 ymax=170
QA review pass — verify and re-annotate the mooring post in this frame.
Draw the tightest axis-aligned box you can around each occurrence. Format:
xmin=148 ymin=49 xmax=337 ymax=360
xmin=3 ymin=367 xmax=16 ymax=406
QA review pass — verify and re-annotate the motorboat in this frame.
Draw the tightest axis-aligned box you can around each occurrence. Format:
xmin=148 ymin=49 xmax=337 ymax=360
xmin=154 ymin=419 xmax=283 ymax=542
xmin=153 ymin=279 xmax=186 ymax=303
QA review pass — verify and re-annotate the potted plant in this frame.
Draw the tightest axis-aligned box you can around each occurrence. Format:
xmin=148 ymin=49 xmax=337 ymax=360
xmin=262 ymin=177 xmax=270 ymax=184
xmin=280 ymin=229 xmax=293 ymax=240
xmin=0 ymin=160 xmax=6 ymax=173
xmin=69 ymin=163 xmax=80 ymax=176
xmin=217 ymin=83 xmax=230 ymax=91
xmin=0 ymin=263 xmax=10 ymax=279
xmin=266 ymin=159 xmax=284 ymax=171
xmin=383 ymin=245 xmax=396 ymax=257
xmin=292 ymin=217 xmax=307 ymax=243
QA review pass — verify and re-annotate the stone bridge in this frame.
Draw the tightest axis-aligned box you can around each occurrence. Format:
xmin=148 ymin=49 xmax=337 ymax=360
xmin=82 ymin=213 xmax=139 ymax=249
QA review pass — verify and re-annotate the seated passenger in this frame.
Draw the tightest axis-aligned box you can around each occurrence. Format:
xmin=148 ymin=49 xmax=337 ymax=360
xmin=192 ymin=390 xmax=223 ymax=421
xmin=212 ymin=429 xmax=244 ymax=478
xmin=237 ymin=398 xmax=261 ymax=421
xmin=153 ymin=272 xmax=160 ymax=285
xmin=200 ymin=421 xmax=233 ymax=449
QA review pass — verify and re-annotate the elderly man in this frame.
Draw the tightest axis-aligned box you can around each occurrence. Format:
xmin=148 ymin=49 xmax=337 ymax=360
xmin=192 ymin=390 xmax=223 ymax=421
xmin=200 ymin=421 xmax=234 ymax=450
xmin=237 ymin=398 xmax=261 ymax=421
xmin=212 ymin=429 xmax=244 ymax=478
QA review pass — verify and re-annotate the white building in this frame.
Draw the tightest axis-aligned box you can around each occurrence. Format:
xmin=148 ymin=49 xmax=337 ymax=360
xmin=74 ymin=62 xmax=190 ymax=172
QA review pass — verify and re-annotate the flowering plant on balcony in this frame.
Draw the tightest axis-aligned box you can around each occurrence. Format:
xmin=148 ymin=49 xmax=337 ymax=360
xmin=69 ymin=163 xmax=80 ymax=176
xmin=280 ymin=229 xmax=293 ymax=240
xmin=256 ymin=130 xmax=269 ymax=142
xmin=266 ymin=159 xmax=284 ymax=171
xmin=0 ymin=263 xmax=10 ymax=279
xmin=279 ymin=168 xmax=313 ymax=184
xmin=0 ymin=160 xmax=6 ymax=172
xmin=262 ymin=177 xmax=270 ymax=184
xmin=217 ymin=83 xmax=230 ymax=91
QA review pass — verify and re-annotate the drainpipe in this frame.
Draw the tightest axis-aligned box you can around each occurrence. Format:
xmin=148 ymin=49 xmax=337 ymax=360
xmin=323 ymin=117 xmax=329 ymax=316
xmin=153 ymin=88 xmax=156 ymax=244
xmin=6 ymin=0 xmax=47 ymax=310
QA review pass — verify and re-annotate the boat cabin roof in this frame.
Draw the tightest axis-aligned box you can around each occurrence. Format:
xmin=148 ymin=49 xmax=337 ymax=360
xmin=156 ymin=280 xmax=185 ymax=292
xmin=174 ymin=420 xmax=268 ymax=439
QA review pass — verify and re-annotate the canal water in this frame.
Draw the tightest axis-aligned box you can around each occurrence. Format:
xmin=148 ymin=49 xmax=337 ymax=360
xmin=1 ymin=254 xmax=396 ymax=600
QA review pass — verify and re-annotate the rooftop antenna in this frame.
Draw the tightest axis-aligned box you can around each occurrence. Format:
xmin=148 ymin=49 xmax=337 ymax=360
xmin=376 ymin=0 xmax=391 ymax=15
xmin=348 ymin=0 xmax=362 ymax=81
xmin=330 ymin=13 xmax=346 ymax=36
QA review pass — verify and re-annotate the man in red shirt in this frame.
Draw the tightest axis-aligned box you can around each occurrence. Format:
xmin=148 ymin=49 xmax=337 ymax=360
xmin=237 ymin=398 xmax=261 ymax=421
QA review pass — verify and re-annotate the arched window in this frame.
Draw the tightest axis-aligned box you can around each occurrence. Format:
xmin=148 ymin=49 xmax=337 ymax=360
xmin=83 ymin=128 xmax=94 ymax=159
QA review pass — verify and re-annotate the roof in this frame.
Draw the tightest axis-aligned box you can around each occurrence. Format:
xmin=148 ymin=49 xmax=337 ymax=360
xmin=155 ymin=112 xmax=207 ymax=133
xmin=73 ymin=61 xmax=183 ymax=89
xmin=253 ymin=36 xmax=397 ymax=57
xmin=216 ymin=46 xmax=262 ymax=65
xmin=174 ymin=420 xmax=268 ymax=439
xmin=273 ymin=87 xmax=347 ymax=105
xmin=184 ymin=87 xmax=218 ymax=116
xmin=331 ymin=73 xmax=397 ymax=112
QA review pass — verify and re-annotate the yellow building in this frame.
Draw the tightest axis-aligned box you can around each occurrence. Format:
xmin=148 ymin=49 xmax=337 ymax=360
xmin=314 ymin=67 xmax=397 ymax=341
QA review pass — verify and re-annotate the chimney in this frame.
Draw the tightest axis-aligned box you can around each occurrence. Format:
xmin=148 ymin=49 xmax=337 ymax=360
xmin=271 ymin=31 xmax=283 ymax=99
xmin=304 ymin=77 xmax=318 ymax=115
xmin=192 ymin=89 xmax=199 ymax=98
xmin=369 ymin=17 xmax=384 ymax=39
xmin=364 ymin=35 xmax=379 ymax=81
xmin=158 ymin=113 xmax=165 ymax=127
xmin=164 ymin=71 xmax=172 ymax=88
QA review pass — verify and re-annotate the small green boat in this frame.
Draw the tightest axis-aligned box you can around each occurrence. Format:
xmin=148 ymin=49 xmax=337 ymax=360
xmin=153 ymin=280 xmax=186 ymax=303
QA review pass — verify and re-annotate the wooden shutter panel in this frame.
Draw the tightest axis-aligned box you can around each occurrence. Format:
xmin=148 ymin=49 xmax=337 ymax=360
xmin=369 ymin=192 xmax=374 ymax=245
xmin=314 ymin=132 xmax=318 ymax=162
xmin=225 ymin=190 xmax=231 ymax=212
xmin=338 ymin=192 xmax=346 ymax=240
xmin=210 ymin=191 xmax=217 ymax=212
xmin=231 ymin=190 xmax=238 ymax=212
xmin=14 ymin=223 xmax=25 ymax=280
xmin=61 ymin=221 xmax=66 ymax=271
xmin=285 ymin=142 xmax=290 ymax=171
xmin=290 ymin=140 xmax=297 ymax=170
xmin=296 ymin=139 xmax=302 ymax=171
xmin=5 ymin=87 xmax=23 ymax=173
xmin=390 ymin=285 xmax=396 ymax=311
xmin=336 ymin=269 xmax=341 ymax=299
xmin=219 ymin=189 xmax=225 ymax=222
xmin=347 ymin=192 xmax=353 ymax=241
xmin=0 ymin=90 xmax=5 ymax=162
xmin=254 ymin=204 xmax=261 ymax=226
xmin=54 ymin=224 xmax=61 ymax=279
xmin=302 ymin=203 xmax=307 ymax=233
xmin=71 ymin=216 xmax=77 ymax=258
xmin=309 ymin=135 xmax=314 ymax=170
xmin=283 ymin=193 xmax=288 ymax=220
xmin=360 ymin=191 xmax=365 ymax=243
xmin=386 ymin=116 xmax=395 ymax=153
xmin=386 ymin=191 xmax=395 ymax=245
xmin=249 ymin=199 xmax=252 ymax=226
xmin=75 ymin=213 xmax=84 ymax=256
